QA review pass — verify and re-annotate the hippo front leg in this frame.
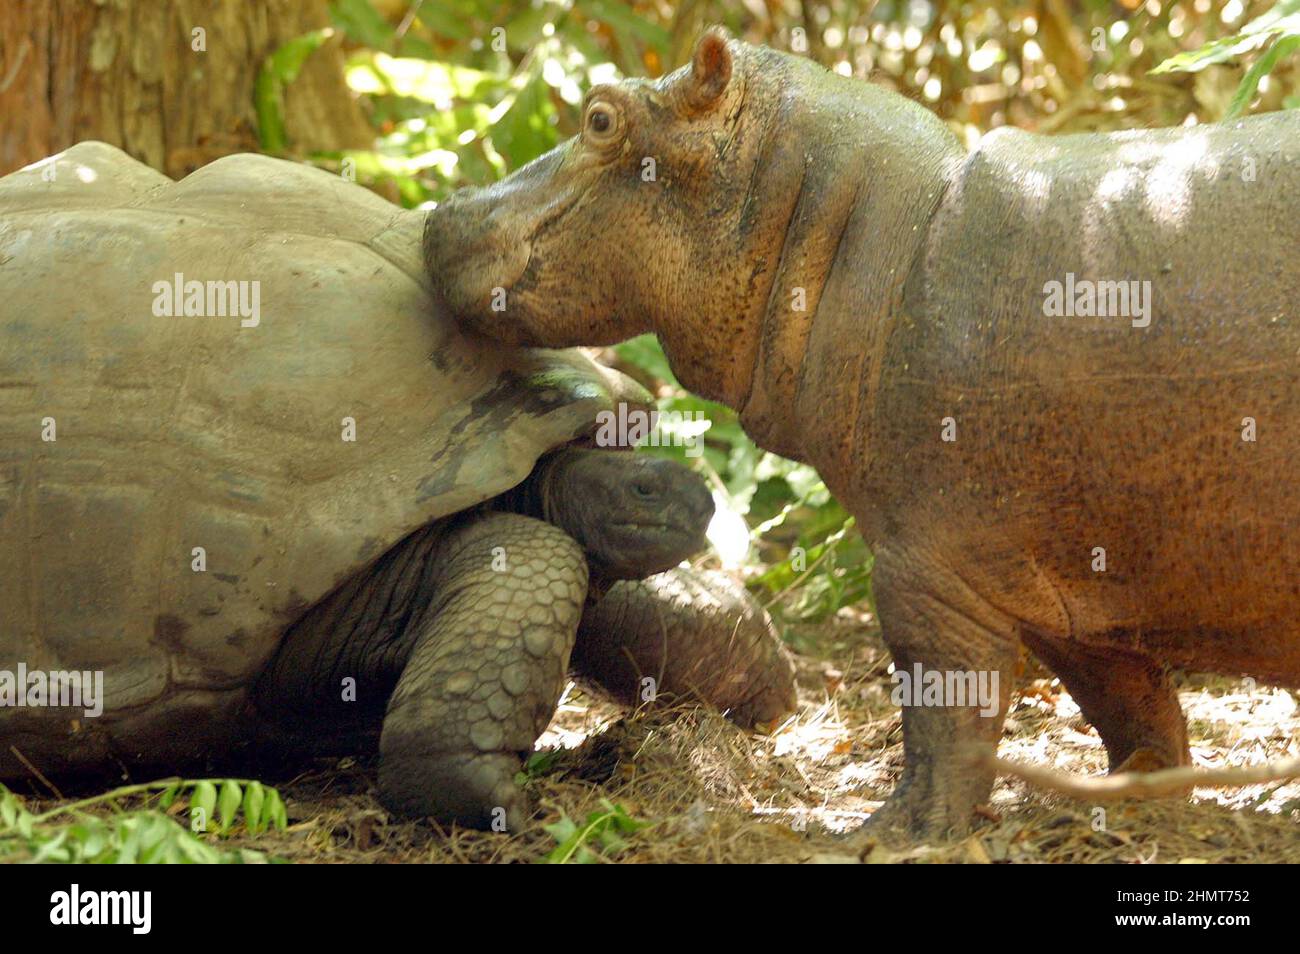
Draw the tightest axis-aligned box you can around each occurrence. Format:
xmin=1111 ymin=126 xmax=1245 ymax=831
xmin=865 ymin=550 xmax=1018 ymax=839
xmin=378 ymin=513 xmax=588 ymax=831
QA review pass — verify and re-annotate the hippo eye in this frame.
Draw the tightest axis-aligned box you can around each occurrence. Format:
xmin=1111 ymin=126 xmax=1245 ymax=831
xmin=584 ymin=101 xmax=622 ymax=144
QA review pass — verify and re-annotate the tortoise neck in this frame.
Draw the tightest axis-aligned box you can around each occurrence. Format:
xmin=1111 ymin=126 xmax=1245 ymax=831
xmin=491 ymin=448 xmax=578 ymax=522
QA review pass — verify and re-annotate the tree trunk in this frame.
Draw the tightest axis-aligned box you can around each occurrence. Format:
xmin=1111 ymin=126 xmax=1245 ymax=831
xmin=0 ymin=0 xmax=373 ymax=177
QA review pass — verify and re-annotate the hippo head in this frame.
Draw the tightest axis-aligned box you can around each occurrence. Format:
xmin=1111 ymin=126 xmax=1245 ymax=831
xmin=426 ymin=29 xmax=790 ymax=405
xmin=426 ymin=30 xmax=956 ymax=434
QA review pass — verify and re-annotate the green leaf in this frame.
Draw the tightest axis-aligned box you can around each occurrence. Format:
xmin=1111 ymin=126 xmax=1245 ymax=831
xmin=329 ymin=0 xmax=395 ymax=49
xmin=176 ymin=830 xmax=221 ymax=863
xmin=602 ymin=799 xmax=651 ymax=834
xmin=577 ymin=0 xmax=671 ymax=54
xmin=0 ymin=790 xmax=19 ymax=829
xmin=1152 ymin=0 xmax=1300 ymax=74
xmin=72 ymin=819 xmax=107 ymax=859
xmin=1150 ymin=31 xmax=1273 ymax=74
xmin=31 ymin=829 xmax=69 ymax=863
xmin=504 ymin=2 xmax=566 ymax=51
xmin=255 ymin=28 xmax=336 ymax=152
xmin=0 ymin=779 xmax=286 ymax=864
xmin=1227 ymin=33 xmax=1300 ymax=117
xmin=490 ymin=71 xmax=560 ymax=168
xmin=117 ymin=818 xmax=142 ymax=864
xmin=265 ymin=789 xmax=289 ymax=831
xmin=243 ymin=781 xmax=266 ymax=835
xmin=158 ymin=781 xmax=181 ymax=810
xmin=138 ymin=814 xmax=172 ymax=863
xmin=414 ymin=3 xmax=475 ymax=42
xmin=614 ymin=334 xmax=678 ymax=386
xmin=543 ymin=816 xmax=578 ymax=840
xmin=191 ymin=781 xmax=217 ymax=833
xmin=217 ymin=780 xmax=242 ymax=834
xmin=1240 ymin=0 xmax=1300 ymax=38
xmin=542 ymin=802 xmax=649 ymax=863
xmin=522 ymin=748 xmax=564 ymax=778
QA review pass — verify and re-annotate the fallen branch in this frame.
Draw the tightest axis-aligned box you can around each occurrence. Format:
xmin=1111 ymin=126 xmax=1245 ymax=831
xmin=985 ymin=753 xmax=1300 ymax=802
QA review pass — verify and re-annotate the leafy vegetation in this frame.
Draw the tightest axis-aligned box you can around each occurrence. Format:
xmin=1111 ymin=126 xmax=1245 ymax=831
xmin=0 ymin=779 xmax=288 ymax=864
xmin=1153 ymin=0 xmax=1300 ymax=116
xmin=541 ymin=799 xmax=651 ymax=863
xmin=611 ymin=334 xmax=870 ymax=623
xmin=294 ymin=0 xmax=1299 ymax=206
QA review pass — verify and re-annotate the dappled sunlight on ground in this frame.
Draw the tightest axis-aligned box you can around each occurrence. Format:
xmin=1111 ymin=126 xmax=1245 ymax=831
xmin=205 ymin=611 xmax=1300 ymax=862
xmin=19 ymin=612 xmax=1296 ymax=862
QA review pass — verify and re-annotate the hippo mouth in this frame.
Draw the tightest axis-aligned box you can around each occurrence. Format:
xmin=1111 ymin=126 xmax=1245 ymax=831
xmin=428 ymin=171 xmax=594 ymax=333
xmin=509 ymin=183 xmax=596 ymax=296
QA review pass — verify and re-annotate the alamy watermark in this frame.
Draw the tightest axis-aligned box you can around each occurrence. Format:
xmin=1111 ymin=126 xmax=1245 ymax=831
xmin=0 ymin=664 xmax=103 ymax=717
xmin=594 ymin=402 xmax=707 ymax=458
xmin=151 ymin=271 xmax=260 ymax=328
xmin=50 ymin=884 xmax=150 ymax=934
xmin=890 ymin=663 xmax=999 ymax=717
xmin=1042 ymin=272 xmax=1151 ymax=328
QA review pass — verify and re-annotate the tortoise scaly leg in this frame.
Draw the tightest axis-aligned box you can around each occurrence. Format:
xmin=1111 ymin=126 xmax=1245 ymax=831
xmin=573 ymin=568 xmax=797 ymax=729
xmin=378 ymin=512 xmax=587 ymax=831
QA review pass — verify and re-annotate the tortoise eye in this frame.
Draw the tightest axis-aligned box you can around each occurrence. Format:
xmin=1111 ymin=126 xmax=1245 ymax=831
xmin=589 ymin=108 xmax=612 ymax=134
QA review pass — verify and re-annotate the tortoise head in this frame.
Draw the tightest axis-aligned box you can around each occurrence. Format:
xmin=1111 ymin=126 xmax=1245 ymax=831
xmin=540 ymin=448 xmax=714 ymax=580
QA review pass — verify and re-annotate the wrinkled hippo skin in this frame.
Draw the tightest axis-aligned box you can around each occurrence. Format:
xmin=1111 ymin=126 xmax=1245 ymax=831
xmin=426 ymin=28 xmax=1300 ymax=837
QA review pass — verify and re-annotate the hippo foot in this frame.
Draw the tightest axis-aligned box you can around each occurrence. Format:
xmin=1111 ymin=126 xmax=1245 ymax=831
xmin=854 ymin=694 xmax=1002 ymax=844
xmin=1112 ymin=747 xmax=1183 ymax=774
xmin=857 ymin=751 xmax=996 ymax=845
xmin=378 ymin=748 xmax=529 ymax=832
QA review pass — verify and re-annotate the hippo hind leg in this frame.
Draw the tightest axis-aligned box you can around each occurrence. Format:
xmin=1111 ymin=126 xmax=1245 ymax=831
xmin=378 ymin=512 xmax=588 ymax=831
xmin=1020 ymin=630 xmax=1190 ymax=772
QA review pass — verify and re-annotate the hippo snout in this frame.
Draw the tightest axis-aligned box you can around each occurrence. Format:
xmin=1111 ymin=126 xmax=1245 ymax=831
xmin=424 ymin=186 xmax=533 ymax=324
xmin=426 ymin=191 xmax=487 ymax=269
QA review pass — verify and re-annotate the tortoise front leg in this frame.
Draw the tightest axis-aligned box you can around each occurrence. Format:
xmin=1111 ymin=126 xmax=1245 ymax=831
xmin=378 ymin=512 xmax=587 ymax=831
xmin=572 ymin=568 xmax=797 ymax=728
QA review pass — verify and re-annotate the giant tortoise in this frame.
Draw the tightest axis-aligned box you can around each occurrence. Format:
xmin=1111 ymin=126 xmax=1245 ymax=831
xmin=0 ymin=142 xmax=795 ymax=829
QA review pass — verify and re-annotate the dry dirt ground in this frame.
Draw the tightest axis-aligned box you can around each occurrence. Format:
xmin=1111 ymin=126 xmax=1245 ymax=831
xmin=181 ymin=609 xmax=1300 ymax=863
xmin=9 ymin=609 xmax=1299 ymax=863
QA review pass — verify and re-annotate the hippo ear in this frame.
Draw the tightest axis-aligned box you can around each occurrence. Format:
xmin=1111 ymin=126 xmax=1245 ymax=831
xmin=686 ymin=27 xmax=733 ymax=110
